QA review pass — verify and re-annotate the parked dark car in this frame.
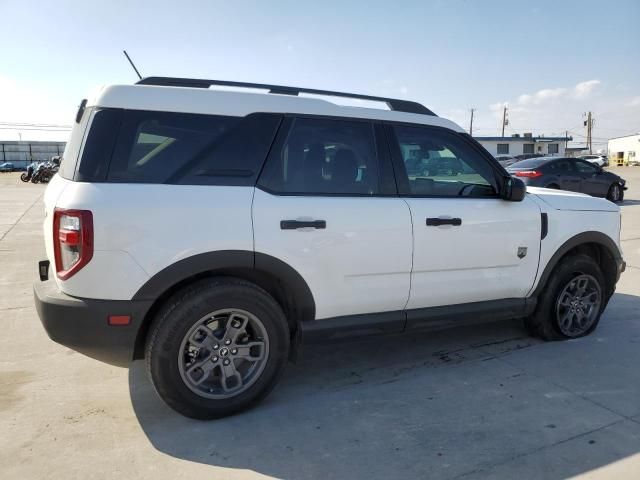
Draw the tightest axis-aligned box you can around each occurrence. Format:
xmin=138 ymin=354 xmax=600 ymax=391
xmin=507 ymin=157 xmax=627 ymax=202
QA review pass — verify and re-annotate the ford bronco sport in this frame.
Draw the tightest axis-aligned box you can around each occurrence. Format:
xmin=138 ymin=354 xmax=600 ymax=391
xmin=34 ymin=77 xmax=625 ymax=419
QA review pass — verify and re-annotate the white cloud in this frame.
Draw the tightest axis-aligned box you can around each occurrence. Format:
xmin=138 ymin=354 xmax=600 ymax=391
xmin=628 ymin=96 xmax=640 ymax=107
xmin=573 ymin=79 xmax=601 ymax=98
xmin=515 ymin=80 xmax=601 ymax=106
xmin=517 ymin=87 xmax=566 ymax=105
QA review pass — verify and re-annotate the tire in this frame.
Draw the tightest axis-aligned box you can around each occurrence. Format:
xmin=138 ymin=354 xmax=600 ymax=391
xmin=606 ymin=183 xmax=623 ymax=203
xmin=145 ymin=277 xmax=290 ymax=419
xmin=525 ymin=254 xmax=606 ymax=341
xmin=20 ymin=173 xmax=29 ymax=182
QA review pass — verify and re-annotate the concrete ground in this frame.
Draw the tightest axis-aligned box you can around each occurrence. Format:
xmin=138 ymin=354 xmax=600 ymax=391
xmin=1 ymin=167 xmax=640 ymax=480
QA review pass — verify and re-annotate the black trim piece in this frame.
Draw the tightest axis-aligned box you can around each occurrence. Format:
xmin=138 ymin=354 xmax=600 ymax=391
xmin=280 ymin=220 xmax=326 ymax=230
xmin=405 ymin=298 xmax=534 ymax=331
xmin=34 ymin=280 xmax=152 ymax=367
xmin=136 ymin=77 xmax=437 ymax=116
xmin=131 ymin=250 xmax=316 ymax=321
xmin=301 ymin=310 xmax=406 ymax=341
xmin=302 ymin=298 xmax=537 ymax=342
xmin=426 ymin=217 xmax=462 ymax=227
xmin=75 ymin=99 xmax=87 ymax=123
xmin=541 ymin=213 xmax=548 ymax=240
xmin=38 ymin=260 xmax=50 ymax=281
xmin=531 ymin=231 xmax=623 ymax=297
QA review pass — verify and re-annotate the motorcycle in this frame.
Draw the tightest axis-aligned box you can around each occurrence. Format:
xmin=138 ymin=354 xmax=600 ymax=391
xmin=30 ymin=161 xmax=58 ymax=184
xmin=20 ymin=163 xmax=36 ymax=182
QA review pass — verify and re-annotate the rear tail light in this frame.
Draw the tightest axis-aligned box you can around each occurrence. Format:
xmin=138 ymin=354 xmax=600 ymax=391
xmin=514 ymin=170 xmax=543 ymax=178
xmin=53 ymin=208 xmax=93 ymax=280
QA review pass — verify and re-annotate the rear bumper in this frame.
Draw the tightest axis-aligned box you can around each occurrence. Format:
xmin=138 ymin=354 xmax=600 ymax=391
xmin=34 ymin=279 xmax=152 ymax=367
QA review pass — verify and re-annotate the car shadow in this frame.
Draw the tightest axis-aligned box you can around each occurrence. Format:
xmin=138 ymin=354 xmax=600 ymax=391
xmin=129 ymin=292 xmax=640 ymax=480
xmin=620 ymin=198 xmax=640 ymax=206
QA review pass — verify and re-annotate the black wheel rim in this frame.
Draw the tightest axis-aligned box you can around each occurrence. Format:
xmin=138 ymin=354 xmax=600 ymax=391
xmin=555 ymin=274 xmax=602 ymax=337
xmin=178 ymin=309 xmax=269 ymax=399
xmin=611 ymin=184 xmax=620 ymax=202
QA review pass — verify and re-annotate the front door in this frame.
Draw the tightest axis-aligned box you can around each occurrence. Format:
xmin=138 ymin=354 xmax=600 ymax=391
xmin=253 ymin=117 xmax=413 ymax=321
xmin=386 ymin=123 xmax=542 ymax=309
xmin=573 ymin=159 xmax=608 ymax=197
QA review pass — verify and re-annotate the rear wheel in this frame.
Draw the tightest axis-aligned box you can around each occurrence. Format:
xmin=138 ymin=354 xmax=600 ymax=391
xmin=146 ymin=278 xmax=290 ymax=419
xmin=606 ymin=183 xmax=623 ymax=203
xmin=525 ymin=254 xmax=606 ymax=340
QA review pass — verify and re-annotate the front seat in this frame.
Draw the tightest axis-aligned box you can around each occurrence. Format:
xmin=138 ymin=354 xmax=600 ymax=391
xmin=331 ymin=149 xmax=359 ymax=192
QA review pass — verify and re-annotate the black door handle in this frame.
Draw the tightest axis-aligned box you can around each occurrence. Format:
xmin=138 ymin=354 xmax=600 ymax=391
xmin=426 ymin=217 xmax=462 ymax=227
xmin=280 ymin=220 xmax=327 ymax=230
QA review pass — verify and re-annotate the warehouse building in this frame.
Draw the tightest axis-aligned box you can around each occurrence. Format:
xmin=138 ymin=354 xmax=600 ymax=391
xmin=475 ymin=133 xmax=572 ymax=157
xmin=608 ymin=134 xmax=639 ymax=166
xmin=0 ymin=141 xmax=66 ymax=169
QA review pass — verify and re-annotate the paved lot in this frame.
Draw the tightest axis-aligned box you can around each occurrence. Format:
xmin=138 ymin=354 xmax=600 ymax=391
xmin=1 ymin=168 xmax=640 ymax=479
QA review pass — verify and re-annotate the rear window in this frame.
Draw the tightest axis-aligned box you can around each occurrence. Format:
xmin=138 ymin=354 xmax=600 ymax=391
xmin=76 ymin=109 xmax=281 ymax=185
xmin=508 ymin=158 xmax=547 ymax=169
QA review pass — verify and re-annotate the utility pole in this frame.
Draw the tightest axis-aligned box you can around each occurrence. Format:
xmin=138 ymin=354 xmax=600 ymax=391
xmin=584 ymin=111 xmax=593 ymax=154
xmin=469 ymin=108 xmax=475 ymax=136
xmin=501 ymin=105 xmax=508 ymax=137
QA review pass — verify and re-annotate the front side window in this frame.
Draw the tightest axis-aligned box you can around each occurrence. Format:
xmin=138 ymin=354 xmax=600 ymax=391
xmin=574 ymin=160 xmax=598 ymax=174
xmin=258 ymin=117 xmax=380 ymax=195
xmin=392 ymin=125 xmax=497 ymax=197
xmin=497 ymin=143 xmax=509 ymax=154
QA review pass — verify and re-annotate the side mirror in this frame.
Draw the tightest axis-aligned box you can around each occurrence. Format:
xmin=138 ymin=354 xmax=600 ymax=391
xmin=502 ymin=176 xmax=526 ymax=202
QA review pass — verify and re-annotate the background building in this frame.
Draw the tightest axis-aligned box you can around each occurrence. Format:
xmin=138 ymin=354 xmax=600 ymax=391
xmin=0 ymin=141 xmax=66 ymax=169
xmin=608 ymin=134 xmax=639 ymax=166
xmin=475 ymin=133 xmax=572 ymax=157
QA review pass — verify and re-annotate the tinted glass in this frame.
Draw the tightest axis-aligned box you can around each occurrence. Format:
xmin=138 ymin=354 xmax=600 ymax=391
xmin=59 ymin=106 xmax=93 ymax=179
xmin=259 ymin=117 xmax=380 ymax=195
xmin=509 ymin=158 xmax=547 ymax=169
xmin=392 ymin=125 xmax=497 ymax=197
xmin=546 ymin=160 xmax=574 ymax=173
xmin=108 ymin=110 xmax=241 ymax=183
xmin=76 ymin=108 xmax=123 ymax=181
xmin=574 ymin=160 xmax=598 ymax=173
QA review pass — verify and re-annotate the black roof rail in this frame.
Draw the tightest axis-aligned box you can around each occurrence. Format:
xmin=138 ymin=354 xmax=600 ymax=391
xmin=136 ymin=76 xmax=436 ymax=116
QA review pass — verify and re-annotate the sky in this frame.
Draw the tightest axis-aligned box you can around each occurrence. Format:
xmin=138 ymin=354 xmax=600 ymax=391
xmin=1 ymin=0 xmax=639 ymax=149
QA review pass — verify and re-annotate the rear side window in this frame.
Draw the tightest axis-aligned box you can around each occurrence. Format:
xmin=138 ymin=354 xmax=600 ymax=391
xmin=78 ymin=110 xmax=281 ymax=185
xmin=258 ymin=117 xmax=380 ymax=195
xmin=108 ymin=111 xmax=240 ymax=183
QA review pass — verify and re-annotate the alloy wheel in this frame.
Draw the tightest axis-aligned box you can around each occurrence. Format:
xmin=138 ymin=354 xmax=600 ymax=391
xmin=555 ymin=274 xmax=602 ymax=337
xmin=178 ymin=309 xmax=269 ymax=399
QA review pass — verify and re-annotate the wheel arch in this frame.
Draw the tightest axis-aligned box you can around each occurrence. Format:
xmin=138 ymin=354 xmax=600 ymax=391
xmin=131 ymin=250 xmax=315 ymax=360
xmin=532 ymin=231 xmax=622 ymax=301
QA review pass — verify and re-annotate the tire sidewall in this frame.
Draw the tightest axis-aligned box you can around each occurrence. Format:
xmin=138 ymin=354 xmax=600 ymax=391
xmin=147 ymin=279 xmax=290 ymax=419
xmin=539 ymin=255 xmax=606 ymax=339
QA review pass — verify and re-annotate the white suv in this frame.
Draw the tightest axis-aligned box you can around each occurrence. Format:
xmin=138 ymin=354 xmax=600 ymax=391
xmin=35 ymin=77 xmax=626 ymax=419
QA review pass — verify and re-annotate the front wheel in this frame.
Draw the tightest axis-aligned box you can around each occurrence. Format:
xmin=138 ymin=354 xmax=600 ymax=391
xmin=606 ymin=183 xmax=623 ymax=203
xmin=145 ymin=278 xmax=290 ymax=419
xmin=525 ymin=254 xmax=606 ymax=340
xmin=20 ymin=173 xmax=29 ymax=182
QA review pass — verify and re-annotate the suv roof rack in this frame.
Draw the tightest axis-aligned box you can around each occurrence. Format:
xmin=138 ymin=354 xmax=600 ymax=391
xmin=136 ymin=76 xmax=437 ymax=116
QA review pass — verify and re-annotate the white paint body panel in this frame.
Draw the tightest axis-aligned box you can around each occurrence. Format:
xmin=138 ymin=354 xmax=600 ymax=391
xmin=48 ymin=180 xmax=255 ymax=300
xmin=87 ymin=85 xmax=463 ymax=132
xmin=252 ymin=189 xmax=413 ymax=319
xmin=404 ymin=196 xmax=542 ymax=308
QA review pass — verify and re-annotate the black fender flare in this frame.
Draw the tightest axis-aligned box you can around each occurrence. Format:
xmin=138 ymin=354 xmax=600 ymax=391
xmin=531 ymin=231 xmax=623 ymax=298
xmin=132 ymin=249 xmax=316 ymax=322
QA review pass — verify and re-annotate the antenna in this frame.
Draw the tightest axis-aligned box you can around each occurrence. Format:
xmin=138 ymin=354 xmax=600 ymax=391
xmin=123 ymin=50 xmax=142 ymax=80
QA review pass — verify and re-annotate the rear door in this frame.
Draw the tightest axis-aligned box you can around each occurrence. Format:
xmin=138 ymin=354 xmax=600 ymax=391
xmin=386 ymin=123 xmax=542 ymax=310
xmin=253 ymin=117 xmax=413 ymax=321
